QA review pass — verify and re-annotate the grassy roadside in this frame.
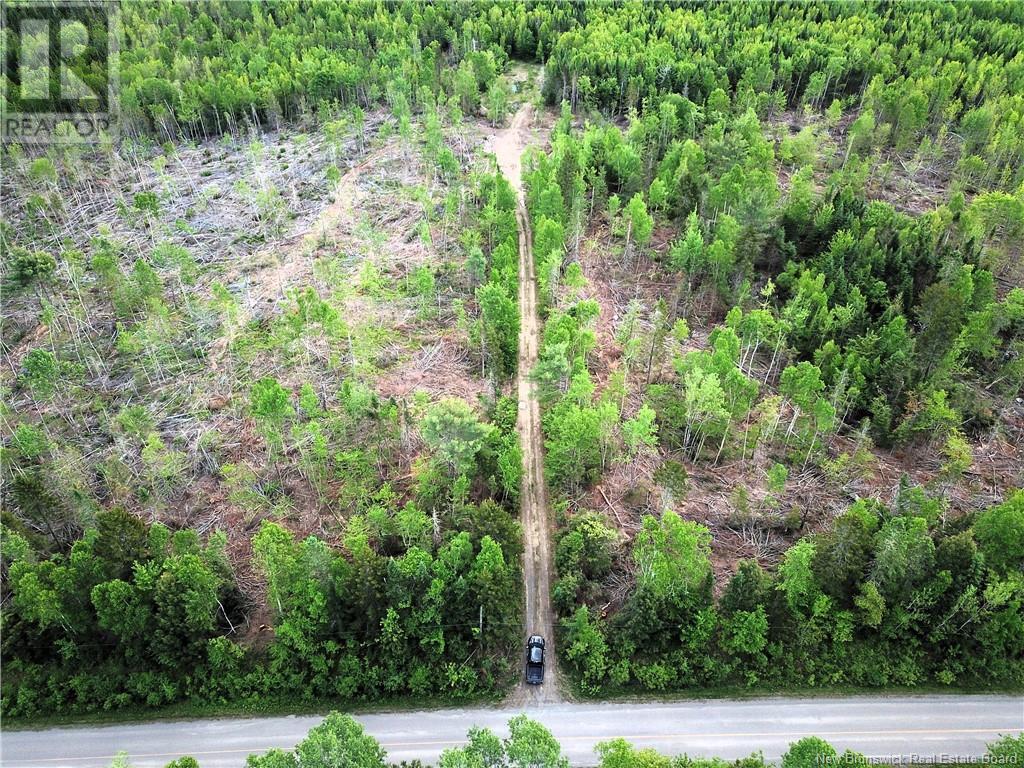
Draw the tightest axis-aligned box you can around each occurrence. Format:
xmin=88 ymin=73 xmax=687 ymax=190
xmin=7 ymin=679 xmax=1021 ymax=731
xmin=560 ymin=680 xmax=1024 ymax=705
xmin=2 ymin=689 xmax=508 ymax=732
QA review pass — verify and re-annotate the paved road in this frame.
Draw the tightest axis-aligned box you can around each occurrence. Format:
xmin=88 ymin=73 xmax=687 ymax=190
xmin=3 ymin=696 xmax=1021 ymax=767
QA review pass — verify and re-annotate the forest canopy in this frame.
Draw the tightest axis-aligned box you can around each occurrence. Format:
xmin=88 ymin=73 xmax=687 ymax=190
xmin=2 ymin=0 xmax=1023 ymax=721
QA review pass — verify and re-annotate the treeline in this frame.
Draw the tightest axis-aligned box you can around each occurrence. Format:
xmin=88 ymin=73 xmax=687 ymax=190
xmin=543 ymin=2 xmax=1024 ymax=191
xmin=559 ymin=491 xmax=1023 ymax=692
xmin=2 ymin=392 xmax=523 ymax=717
xmin=113 ymin=0 xmax=576 ymax=137
xmin=13 ymin=0 xmax=1020 ymax=192
xmin=111 ymin=1 xmax=1024 ymax=192
xmin=153 ymin=713 xmax=1024 ymax=768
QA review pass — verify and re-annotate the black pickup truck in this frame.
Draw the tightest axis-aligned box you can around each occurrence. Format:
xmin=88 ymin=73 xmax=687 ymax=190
xmin=525 ymin=635 xmax=545 ymax=684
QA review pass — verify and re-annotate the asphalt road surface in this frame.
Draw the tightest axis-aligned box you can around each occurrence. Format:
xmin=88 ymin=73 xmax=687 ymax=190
xmin=3 ymin=695 xmax=1021 ymax=767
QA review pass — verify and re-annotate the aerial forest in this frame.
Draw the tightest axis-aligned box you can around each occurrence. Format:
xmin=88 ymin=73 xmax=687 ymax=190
xmin=1 ymin=0 xmax=1022 ymax=720
xmin=522 ymin=3 xmax=1023 ymax=692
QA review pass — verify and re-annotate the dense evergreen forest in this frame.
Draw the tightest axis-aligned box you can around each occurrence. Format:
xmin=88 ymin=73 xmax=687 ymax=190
xmin=2 ymin=0 xmax=1022 ymax=720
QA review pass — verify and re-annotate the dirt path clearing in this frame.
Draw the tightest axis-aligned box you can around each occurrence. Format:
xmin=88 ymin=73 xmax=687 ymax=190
xmin=488 ymin=98 xmax=564 ymax=706
xmin=233 ymin=155 xmax=370 ymax=312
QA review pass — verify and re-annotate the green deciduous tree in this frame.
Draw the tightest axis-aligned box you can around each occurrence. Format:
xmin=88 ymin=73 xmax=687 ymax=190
xmin=633 ymin=511 xmax=711 ymax=598
xmin=596 ymin=739 xmax=671 ymax=768
xmin=622 ymin=404 xmax=657 ymax=457
xmin=504 ymin=715 xmax=569 ymax=768
xmin=974 ymin=491 xmax=1023 ymax=577
xmin=782 ymin=738 xmax=838 ymax=768
xmin=246 ymin=713 xmax=385 ymax=768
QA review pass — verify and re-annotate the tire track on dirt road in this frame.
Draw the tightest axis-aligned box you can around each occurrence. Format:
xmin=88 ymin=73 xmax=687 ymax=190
xmin=486 ymin=98 xmax=563 ymax=706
